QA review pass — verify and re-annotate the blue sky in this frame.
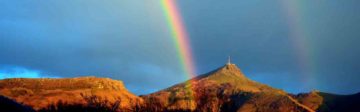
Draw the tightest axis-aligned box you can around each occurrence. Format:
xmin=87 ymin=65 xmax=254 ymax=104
xmin=0 ymin=0 xmax=360 ymax=95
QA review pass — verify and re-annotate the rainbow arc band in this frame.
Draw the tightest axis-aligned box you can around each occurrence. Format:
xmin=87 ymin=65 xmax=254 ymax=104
xmin=161 ymin=0 xmax=197 ymax=101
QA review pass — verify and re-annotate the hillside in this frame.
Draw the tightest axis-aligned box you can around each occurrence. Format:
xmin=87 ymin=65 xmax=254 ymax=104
xmin=141 ymin=64 xmax=316 ymax=112
xmin=0 ymin=95 xmax=35 ymax=112
xmin=295 ymin=91 xmax=360 ymax=112
xmin=0 ymin=64 xmax=359 ymax=112
xmin=0 ymin=76 xmax=142 ymax=111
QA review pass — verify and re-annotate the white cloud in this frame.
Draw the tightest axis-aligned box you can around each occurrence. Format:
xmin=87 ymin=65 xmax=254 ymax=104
xmin=0 ymin=66 xmax=59 ymax=79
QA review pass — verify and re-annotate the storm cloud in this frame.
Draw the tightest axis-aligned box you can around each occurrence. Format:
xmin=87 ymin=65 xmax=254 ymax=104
xmin=1 ymin=0 xmax=360 ymax=95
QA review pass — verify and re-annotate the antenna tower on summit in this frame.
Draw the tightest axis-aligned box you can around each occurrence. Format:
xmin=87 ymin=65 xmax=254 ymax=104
xmin=227 ymin=56 xmax=231 ymax=65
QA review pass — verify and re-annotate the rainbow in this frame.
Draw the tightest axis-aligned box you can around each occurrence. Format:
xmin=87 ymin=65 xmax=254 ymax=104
xmin=161 ymin=0 xmax=197 ymax=103
xmin=161 ymin=0 xmax=197 ymax=80
xmin=279 ymin=0 xmax=317 ymax=91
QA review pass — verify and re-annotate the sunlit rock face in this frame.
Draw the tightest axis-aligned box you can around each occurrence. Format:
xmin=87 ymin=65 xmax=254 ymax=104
xmin=0 ymin=76 xmax=143 ymax=111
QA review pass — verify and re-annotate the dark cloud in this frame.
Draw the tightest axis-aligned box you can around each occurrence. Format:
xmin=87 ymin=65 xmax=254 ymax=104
xmin=0 ymin=0 xmax=360 ymax=95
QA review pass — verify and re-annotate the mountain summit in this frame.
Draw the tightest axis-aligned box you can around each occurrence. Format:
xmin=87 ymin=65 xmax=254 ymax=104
xmin=142 ymin=63 xmax=316 ymax=112
xmin=192 ymin=63 xmax=277 ymax=93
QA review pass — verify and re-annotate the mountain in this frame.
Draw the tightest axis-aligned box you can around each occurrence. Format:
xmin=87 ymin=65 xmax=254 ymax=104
xmin=141 ymin=64 xmax=317 ymax=112
xmin=0 ymin=63 xmax=360 ymax=112
xmin=0 ymin=76 xmax=142 ymax=111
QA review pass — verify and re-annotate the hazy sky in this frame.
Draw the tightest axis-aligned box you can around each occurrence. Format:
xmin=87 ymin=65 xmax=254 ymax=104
xmin=1 ymin=0 xmax=360 ymax=95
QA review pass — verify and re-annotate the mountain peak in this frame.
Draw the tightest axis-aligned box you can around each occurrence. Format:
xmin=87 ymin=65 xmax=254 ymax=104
xmin=198 ymin=63 xmax=246 ymax=81
xmin=144 ymin=62 xmax=288 ymax=111
xmin=203 ymin=56 xmax=246 ymax=79
xmin=186 ymin=63 xmax=278 ymax=93
xmin=221 ymin=63 xmax=242 ymax=74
